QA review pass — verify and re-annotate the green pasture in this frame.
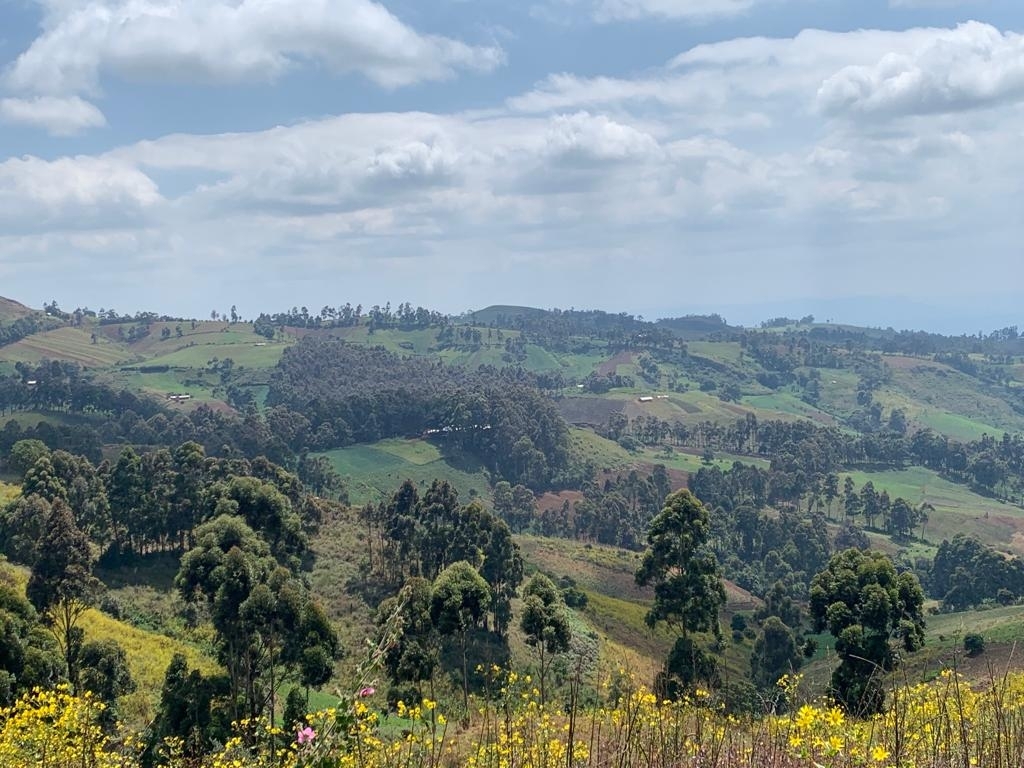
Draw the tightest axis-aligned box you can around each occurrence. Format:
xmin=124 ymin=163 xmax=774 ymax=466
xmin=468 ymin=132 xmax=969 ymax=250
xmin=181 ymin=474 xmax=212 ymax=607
xmin=109 ymin=369 xmax=221 ymax=404
xmin=811 ymin=368 xmax=861 ymax=417
xmin=886 ymin=364 xmax=1024 ymax=435
xmin=569 ymin=427 xmax=635 ymax=469
xmin=925 ymin=605 xmax=1024 ymax=646
xmin=318 ymin=440 xmax=491 ymax=506
xmin=742 ymin=392 xmax=837 ymax=424
xmin=142 ymin=340 xmax=289 ymax=369
xmin=687 ymin=341 xmax=745 ymax=365
xmin=552 ymin=349 xmax=608 ymax=380
xmin=638 ymin=446 xmax=770 ymax=473
xmin=843 ymin=466 xmax=1024 ymax=552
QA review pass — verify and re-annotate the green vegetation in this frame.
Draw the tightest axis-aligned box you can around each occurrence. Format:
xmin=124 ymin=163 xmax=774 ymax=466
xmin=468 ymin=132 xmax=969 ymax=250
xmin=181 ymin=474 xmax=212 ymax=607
xmin=6 ymin=295 xmax=1024 ymax=764
xmin=318 ymin=441 xmax=491 ymax=506
xmin=0 ymin=327 xmax=131 ymax=367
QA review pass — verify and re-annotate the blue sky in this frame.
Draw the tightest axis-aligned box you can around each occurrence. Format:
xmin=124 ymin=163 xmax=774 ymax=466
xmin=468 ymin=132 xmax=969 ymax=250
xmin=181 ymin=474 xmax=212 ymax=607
xmin=1 ymin=0 xmax=1023 ymax=332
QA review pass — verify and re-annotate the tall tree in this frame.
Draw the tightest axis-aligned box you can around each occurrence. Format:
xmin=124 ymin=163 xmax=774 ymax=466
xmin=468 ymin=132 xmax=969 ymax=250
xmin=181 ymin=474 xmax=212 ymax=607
xmin=430 ymin=561 xmax=491 ymax=711
xmin=809 ymin=549 xmax=925 ymax=714
xmin=750 ymin=617 xmax=801 ymax=692
xmin=635 ymin=489 xmax=725 ymax=634
xmin=26 ymin=498 xmax=102 ymax=690
xmin=520 ymin=574 xmax=571 ymax=705
xmin=635 ymin=489 xmax=725 ymax=697
xmin=176 ymin=514 xmax=336 ymax=728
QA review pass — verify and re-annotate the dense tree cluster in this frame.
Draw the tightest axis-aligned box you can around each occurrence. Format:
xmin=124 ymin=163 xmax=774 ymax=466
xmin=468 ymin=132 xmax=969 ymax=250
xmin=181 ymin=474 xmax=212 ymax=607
xmin=267 ymin=338 xmax=578 ymax=489
xmin=930 ymin=534 xmax=1024 ymax=610
xmin=547 ymin=468 xmax=672 ymax=549
xmin=360 ymin=479 xmax=523 ymax=635
xmin=253 ymin=301 xmax=448 ymax=338
xmin=1 ymin=441 xmax=330 ymax=564
xmin=810 ymin=549 xmax=925 ymax=714
xmin=176 ymin=514 xmax=339 ymax=728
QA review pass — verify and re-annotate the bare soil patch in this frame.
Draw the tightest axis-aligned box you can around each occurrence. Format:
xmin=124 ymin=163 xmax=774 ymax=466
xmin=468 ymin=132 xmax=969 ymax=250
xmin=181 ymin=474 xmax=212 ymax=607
xmin=596 ymin=350 xmax=634 ymax=376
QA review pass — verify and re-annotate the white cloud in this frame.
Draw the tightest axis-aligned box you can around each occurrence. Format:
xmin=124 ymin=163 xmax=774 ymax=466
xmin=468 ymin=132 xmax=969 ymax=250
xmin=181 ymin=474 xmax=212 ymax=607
xmin=2 ymin=18 xmax=1022 ymax=321
xmin=593 ymin=0 xmax=757 ymax=21
xmin=7 ymin=0 xmax=504 ymax=95
xmin=0 ymin=96 xmax=106 ymax=136
xmin=535 ymin=0 xmax=768 ymax=23
xmin=543 ymin=112 xmax=660 ymax=160
xmin=817 ymin=22 xmax=1024 ymax=118
xmin=0 ymin=155 xmax=161 ymax=231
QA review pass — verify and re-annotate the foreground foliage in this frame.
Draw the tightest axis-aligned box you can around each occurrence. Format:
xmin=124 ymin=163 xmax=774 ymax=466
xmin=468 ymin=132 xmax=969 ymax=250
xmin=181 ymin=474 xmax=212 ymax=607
xmin=7 ymin=667 xmax=1024 ymax=768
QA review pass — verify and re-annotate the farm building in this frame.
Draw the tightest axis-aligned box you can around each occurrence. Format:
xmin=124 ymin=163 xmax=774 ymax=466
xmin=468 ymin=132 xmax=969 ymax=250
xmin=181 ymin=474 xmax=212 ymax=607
xmin=638 ymin=396 xmax=654 ymax=403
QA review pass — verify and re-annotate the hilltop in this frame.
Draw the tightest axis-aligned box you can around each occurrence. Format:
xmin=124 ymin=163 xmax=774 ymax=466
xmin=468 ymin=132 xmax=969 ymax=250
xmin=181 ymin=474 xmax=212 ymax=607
xmin=0 ymin=296 xmax=35 ymax=322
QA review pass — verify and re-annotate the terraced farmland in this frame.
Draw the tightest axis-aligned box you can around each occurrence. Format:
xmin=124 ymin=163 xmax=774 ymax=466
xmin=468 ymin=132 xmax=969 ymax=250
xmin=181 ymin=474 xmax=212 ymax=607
xmin=0 ymin=326 xmax=132 ymax=366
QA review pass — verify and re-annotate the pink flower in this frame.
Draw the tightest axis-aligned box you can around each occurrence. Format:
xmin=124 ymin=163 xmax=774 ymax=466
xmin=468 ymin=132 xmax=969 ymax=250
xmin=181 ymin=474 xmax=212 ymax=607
xmin=297 ymin=726 xmax=316 ymax=745
xmin=358 ymin=686 xmax=376 ymax=698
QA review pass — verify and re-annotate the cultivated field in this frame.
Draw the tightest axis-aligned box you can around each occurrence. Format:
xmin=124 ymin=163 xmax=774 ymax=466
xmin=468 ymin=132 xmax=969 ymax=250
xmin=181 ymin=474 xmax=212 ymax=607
xmin=0 ymin=326 xmax=133 ymax=367
xmin=318 ymin=438 xmax=492 ymax=506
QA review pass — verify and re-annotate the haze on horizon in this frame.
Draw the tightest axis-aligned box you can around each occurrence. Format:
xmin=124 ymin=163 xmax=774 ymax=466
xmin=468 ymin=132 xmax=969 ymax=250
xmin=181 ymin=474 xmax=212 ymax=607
xmin=1 ymin=0 xmax=1022 ymax=336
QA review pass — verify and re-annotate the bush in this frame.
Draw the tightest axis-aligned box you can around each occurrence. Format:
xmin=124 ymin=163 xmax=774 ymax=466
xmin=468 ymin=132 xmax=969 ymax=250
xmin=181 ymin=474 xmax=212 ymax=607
xmin=964 ymin=633 xmax=985 ymax=657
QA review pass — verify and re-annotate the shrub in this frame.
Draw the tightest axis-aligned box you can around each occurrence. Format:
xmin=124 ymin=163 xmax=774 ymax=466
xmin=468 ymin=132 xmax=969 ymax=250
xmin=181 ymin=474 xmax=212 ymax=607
xmin=964 ymin=633 xmax=985 ymax=657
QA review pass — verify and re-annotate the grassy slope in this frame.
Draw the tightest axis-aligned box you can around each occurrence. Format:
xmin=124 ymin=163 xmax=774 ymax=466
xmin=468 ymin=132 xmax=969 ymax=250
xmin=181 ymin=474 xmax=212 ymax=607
xmin=0 ymin=296 xmax=35 ymax=322
xmin=516 ymin=535 xmax=760 ymax=684
xmin=104 ymin=368 xmax=224 ymax=404
xmin=842 ymin=466 xmax=1024 ymax=554
xmin=0 ymin=560 xmax=215 ymax=726
xmin=571 ymin=427 xmax=768 ymax=474
xmin=318 ymin=439 xmax=492 ymax=506
xmin=0 ymin=326 xmax=133 ymax=367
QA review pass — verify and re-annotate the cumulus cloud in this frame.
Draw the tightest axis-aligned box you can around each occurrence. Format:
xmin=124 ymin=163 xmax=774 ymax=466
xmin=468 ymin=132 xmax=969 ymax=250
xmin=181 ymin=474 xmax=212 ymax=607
xmin=0 ymin=155 xmax=161 ymax=231
xmin=817 ymin=22 xmax=1024 ymax=118
xmin=543 ymin=112 xmax=660 ymax=161
xmin=7 ymin=0 xmax=504 ymax=95
xmin=0 ymin=96 xmax=106 ymax=136
xmin=2 ymin=18 xmax=1022 ymax=319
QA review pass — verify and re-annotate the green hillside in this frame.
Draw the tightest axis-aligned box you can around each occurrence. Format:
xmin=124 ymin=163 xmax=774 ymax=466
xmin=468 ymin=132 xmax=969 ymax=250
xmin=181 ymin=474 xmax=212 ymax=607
xmin=0 ymin=326 xmax=132 ymax=367
xmin=318 ymin=438 xmax=492 ymax=506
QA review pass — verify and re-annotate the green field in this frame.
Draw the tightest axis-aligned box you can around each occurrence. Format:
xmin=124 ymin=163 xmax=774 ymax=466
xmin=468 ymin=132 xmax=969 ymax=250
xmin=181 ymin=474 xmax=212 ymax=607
xmin=552 ymin=349 xmax=609 ymax=380
xmin=881 ymin=361 xmax=1024 ymax=437
xmin=569 ymin=428 xmax=635 ymax=469
xmin=743 ymin=392 xmax=838 ymax=424
xmin=141 ymin=340 xmax=290 ymax=369
xmin=687 ymin=341 xmax=745 ymax=365
xmin=318 ymin=439 xmax=492 ymax=506
xmin=106 ymin=366 xmax=222 ymax=398
xmin=0 ymin=326 xmax=133 ymax=367
xmin=568 ymin=426 xmax=768 ymax=475
xmin=843 ymin=466 xmax=1024 ymax=552
xmin=641 ymin=447 xmax=770 ymax=473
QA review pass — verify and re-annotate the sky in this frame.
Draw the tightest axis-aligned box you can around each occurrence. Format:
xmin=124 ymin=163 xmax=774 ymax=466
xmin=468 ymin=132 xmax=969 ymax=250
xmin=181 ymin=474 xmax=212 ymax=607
xmin=1 ymin=0 xmax=1023 ymax=333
